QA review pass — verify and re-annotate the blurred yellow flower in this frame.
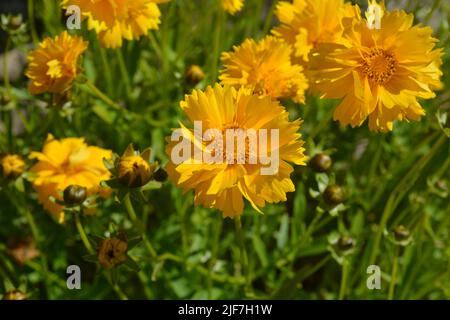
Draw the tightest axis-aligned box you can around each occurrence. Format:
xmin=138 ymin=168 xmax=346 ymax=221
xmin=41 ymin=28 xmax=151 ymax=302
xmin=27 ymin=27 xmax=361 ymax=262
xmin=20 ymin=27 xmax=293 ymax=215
xmin=309 ymin=5 xmax=443 ymax=132
xmin=28 ymin=134 xmax=112 ymax=222
xmin=222 ymin=0 xmax=244 ymax=15
xmin=220 ymin=36 xmax=308 ymax=104
xmin=62 ymin=0 xmax=170 ymax=49
xmin=272 ymin=0 xmax=358 ymax=63
xmin=166 ymin=84 xmax=307 ymax=218
xmin=26 ymin=31 xmax=87 ymax=95
xmin=1 ymin=154 xmax=25 ymax=180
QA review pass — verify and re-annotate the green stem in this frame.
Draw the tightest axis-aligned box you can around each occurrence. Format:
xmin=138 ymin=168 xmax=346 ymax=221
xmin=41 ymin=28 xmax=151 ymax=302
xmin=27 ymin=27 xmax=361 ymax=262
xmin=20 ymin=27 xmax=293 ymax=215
xmin=369 ymin=134 xmax=447 ymax=265
xmin=83 ymin=79 xmax=124 ymax=111
xmin=99 ymin=47 xmax=114 ymax=96
xmin=262 ymin=0 xmax=277 ymax=35
xmin=74 ymin=211 xmax=94 ymax=254
xmin=388 ymin=246 xmax=399 ymax=300
xmin=115 ymin=49 xmax=132 ymax=97
xmin=235 ymin=216 xmax=251 ymax=294
xmin=210 ymin=7 xmax=224 ymax=82
xmin=27 ymin=0 xmax=39 ymax=44
xmin=123 ymin=193 xmax=157 ymax=259
xmin=339 ymin=259 xmax=349 ymax=300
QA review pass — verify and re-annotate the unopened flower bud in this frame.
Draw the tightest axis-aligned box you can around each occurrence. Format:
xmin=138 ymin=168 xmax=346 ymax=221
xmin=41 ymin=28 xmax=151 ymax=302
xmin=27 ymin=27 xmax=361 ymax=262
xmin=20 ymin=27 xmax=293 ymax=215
xmin=9 ymin=15 xmax=23 ymax=30
xmin=393 ymin=225 xmax=410 ymax=241
xmin=63 ymin=185 xmax=87 ymax=206
xmin=310 ymin=153 xmax=332 ymax=172
xmin=117 ymin=145 xmax=156 ymax=188
xmin=338 ymin=235 xmax=355 ymax=251
xmin=153 ymin=168 xmax=168 ymax=182
xmin=185 ymin=65 xmax=205 ymax=85
xmin=323 ymin=185 xmax=345 ymax=205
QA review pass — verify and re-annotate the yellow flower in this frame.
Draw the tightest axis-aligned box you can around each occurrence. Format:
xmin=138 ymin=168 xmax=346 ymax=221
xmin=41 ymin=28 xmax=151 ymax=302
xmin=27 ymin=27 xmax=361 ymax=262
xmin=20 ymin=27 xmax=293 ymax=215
xmin=62 ymin=0 xmax=170 ymax=49
xmin=272 ymin=0 xmax=358 ymax=63
xmin=1 ymin=154 xmax=25 ymax=180
xmin=166 ymin=84 xmax=307 ymax=218
xmin=309 ymin=4 xmax=443 ymax=132
xmin=117 ymin=145 xmax=156 ymax=188
xmin=28 ymin=134 xmax=112 ymax=222
xmin=222 ymin=0 xmax=244 ymax=15
xmin=98 ymin=236 xmax=128 ymax=269
xmin=26 ymin=31 xmax=88 ymax=95
xmin=220 ymin=36 xmax=308 ymax=104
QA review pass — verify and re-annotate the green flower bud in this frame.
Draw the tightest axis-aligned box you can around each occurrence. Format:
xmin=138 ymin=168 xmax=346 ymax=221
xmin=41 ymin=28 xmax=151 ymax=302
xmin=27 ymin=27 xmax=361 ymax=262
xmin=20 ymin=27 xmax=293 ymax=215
xmin=338 ymin=235 xmax=355 ymax=251
xmin=310 ymin=153 xmax=332 ymax=172
xmin=393 ymin=225 xmax=410 ymax=241
xmin=323 ymin=184 xmax=345 ymax=205
xmin=63 ymin=185 xmax=87 ymax=206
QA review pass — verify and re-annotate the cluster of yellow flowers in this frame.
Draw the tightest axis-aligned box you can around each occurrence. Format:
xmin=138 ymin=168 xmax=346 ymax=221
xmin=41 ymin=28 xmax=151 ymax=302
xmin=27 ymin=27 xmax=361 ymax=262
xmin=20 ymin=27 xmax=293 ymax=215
xmin=18 ymin=0 xmax=443 ymax=219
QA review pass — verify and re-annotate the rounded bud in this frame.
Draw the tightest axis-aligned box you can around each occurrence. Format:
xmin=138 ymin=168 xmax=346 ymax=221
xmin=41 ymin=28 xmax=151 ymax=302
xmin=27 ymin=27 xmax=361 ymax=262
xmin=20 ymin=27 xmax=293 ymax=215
xmin=63 ymin=185 xmax=87 ymax=206
xmin=153 ymin=168 xmax=168 ymax=182
xmin=323 ymin=184 xmax=345 ymax=205
xmin=310 ymin=153 xmax=332 ymax=172
xmin=393 ymin=225 xmax=410 ymax=241
xmin=118 ymin=156 xmax=153 ymax=188
xmin=9 ymin=15 xmax=23 ymax=30
xmin=185 ymin=65 xmax=205 ymax=85
xmin=338 ymin=235 xmax=355 ymax=251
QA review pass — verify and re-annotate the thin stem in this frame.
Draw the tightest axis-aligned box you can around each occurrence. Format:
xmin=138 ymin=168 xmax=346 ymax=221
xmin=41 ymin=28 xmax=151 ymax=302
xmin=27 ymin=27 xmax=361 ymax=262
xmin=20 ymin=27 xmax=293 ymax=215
xmin=123 ymin=193 xmax=157 ymax=259
xmin=262 ymin=0 xmax=277 ymax=35
xmin=235 ymin=216 xmax=251 ymax=294
xmin=83 ymin=78 xmax=124 ymax=111
xmin=74 ymin=211 xmax=94 ymax=254
xmin=388 ymin=246 xmax=399 ymax=300
xmin=339 ymin=259 xmax=349 ymax=300
xmin=106 ymin=271 xmax=129 ymax=300
xmin=99 ymin=47 xmax=113 ymax=95
xmin=115 ymin=49 xmax=132 ymax=97
xmin=28 ymin=0 xmax=39 ymax=44
xmin=210 ymin=8 xmax=224 ymax=82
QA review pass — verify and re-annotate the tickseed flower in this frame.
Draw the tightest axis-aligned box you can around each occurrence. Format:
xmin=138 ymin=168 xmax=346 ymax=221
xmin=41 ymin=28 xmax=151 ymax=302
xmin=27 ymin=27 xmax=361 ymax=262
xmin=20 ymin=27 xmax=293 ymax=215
xmin=220 ymin=36 xmax=308 ymax=104
xmin=98 ymin=235 xmax=128 ymax=269
xmin=28 ymin=134 xmax=112 ymax=222
xmin=166 ymin=84 xmax=307 ymax=218
xmin=26 ymin=31 xmax=88 ymax=95
xmin=272 ymin=0 xmax=358 ymax=63
xmin=0 ymin=154 xmax=25 ymax=180
xmin=2 ymin=290 xmax=27 ymax=300
xmin=309 ymin=2 xmax=443 ymax=132
xmin=61 ymin=0 xmax=170 ymax=49
xmin=222 ymin=0 xmax=244 ymax=15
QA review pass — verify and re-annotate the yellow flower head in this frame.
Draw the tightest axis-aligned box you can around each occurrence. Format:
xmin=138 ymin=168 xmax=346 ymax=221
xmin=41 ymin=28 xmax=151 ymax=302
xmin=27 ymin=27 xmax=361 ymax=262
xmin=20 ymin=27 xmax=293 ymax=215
xmin=220 ymin=36 xmax=308 ymax=104
xmin=222 ymin=0 xmax=244 ymax=15
xmin=309 ymin=5 xmax=443 ymax=132
xmin=166 ymin=84 xmax=307 ymax=218
xmin=1 ymin=154 xmax=25 ymax=180
xmin=98 ymin=236 xmax=128 ymax=269
xmin=62 ymin=0 xmax=170 ymax=48
xmin=28 ymin=134 xmax=112 ymax=221
xmin=26 ymin=31 xmax=87 ymax=95
xmin=117 ymin=145 xmax=156 ymax=188
xmin=272 ymin=0 xmax=358 ymax=63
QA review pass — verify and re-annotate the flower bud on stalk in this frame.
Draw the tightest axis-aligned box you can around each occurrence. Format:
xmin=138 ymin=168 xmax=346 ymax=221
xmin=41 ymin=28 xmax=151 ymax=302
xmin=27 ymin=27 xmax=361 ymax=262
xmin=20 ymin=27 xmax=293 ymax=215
xmin=310 ymin=153 xmax=332 ymax=172
xmin=63 ymin=185 xmax=87 ymax=206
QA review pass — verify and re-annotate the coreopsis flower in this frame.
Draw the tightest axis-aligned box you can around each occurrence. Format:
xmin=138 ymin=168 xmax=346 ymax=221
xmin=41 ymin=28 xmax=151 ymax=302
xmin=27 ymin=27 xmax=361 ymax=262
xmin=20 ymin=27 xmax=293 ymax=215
xmin=309 ymin=3 xmax=443 ymax=132
xmin=272 ymin=0 xmax=358 ymax=63
xmin=2 ymin=290 xmax=27 ymax=300
xmin=98 ymin=236 xmax=128 ymax=269
xmin=26 ymin=31 xmax=88 ymax=95
xmin=222 ymin=0 xmax=244 ymax=15
xmin=220 ymin=36 xmax=308 ymax=104
xmin=0 ymin=154 xmax=25 ymax=180
xmin=166 ymin=84 xmax=307 ymax=218
xmin=61 ymin=0 xmax=170 ymax=49
xmin=28 ymin=134 xmax=112 ymax=222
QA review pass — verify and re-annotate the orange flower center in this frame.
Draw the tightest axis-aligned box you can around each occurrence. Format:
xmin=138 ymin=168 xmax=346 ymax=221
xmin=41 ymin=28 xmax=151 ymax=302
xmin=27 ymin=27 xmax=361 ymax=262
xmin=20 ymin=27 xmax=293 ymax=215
xmin=361 ymin=48 xmax=397 ymax=85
